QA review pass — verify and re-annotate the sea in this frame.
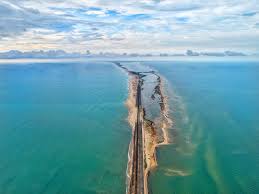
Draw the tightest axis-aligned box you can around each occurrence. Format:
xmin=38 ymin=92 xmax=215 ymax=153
xmin=145 ymin=58 xmax=259 ymax=194
xmin=0 ymin=60 xmax=131 ymax=194
xmin=0 ymin=57 xmax=259 ymax=194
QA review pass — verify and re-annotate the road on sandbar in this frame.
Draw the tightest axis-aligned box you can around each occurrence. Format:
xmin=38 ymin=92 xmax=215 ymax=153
xmin=129 ymin=77 xmax=145 ymax=194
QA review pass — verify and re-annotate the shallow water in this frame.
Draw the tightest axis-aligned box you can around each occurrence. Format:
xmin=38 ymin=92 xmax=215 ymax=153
xmin=145 ymin=60 xmax=259 ymax=194
xmin=0 ymin=61 xmax=130 ymax=194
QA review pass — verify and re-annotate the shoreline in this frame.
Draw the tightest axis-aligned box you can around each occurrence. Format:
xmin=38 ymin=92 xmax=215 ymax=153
xmin=114 ymin=62 xmax=172 ymax=194
xmin=142 ymin=73 xmax=173 ymax=194
xmin=153 ymin=73 xmax=173 ymax=146
xmin=125 ymin=75 xmax=139 ymax=193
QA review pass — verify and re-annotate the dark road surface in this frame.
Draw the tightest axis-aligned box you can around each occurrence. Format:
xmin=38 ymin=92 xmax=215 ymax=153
xmin=129 ymin=77 xmax=145 ymax=194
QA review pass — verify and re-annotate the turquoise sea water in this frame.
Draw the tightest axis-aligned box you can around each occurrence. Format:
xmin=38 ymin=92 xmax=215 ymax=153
xmin=1 ymin=58 xmax=259 ymax=194
xmin=0 ymin=61 xmax=130 ymax=194
xmin=145 ymin=59 xmax=259 ymax=194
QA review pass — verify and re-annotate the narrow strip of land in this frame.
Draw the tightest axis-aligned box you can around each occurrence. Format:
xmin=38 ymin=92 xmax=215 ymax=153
xmin=114 ymin=62 xmax=146 ymax=194
xmin=114 ymin=62 xmax=172 ymax=194
xmin=128 ymin=77 xmax=144 ymax=194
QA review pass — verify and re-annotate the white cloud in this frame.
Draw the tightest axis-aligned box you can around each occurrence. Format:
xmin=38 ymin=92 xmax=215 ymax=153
xmin=85 ymin=10 xmax=107 ymax=17
xmin=0 ymin=0 xmax=259 ymax=53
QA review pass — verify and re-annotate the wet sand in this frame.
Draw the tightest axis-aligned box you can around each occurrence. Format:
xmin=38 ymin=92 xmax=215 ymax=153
xmin=142 ymin=73 xmax=173 ymax=194
xmin=113 ymin=62 xmax=172 ymax=194
xmin=125 ymin=75 xmax=139 ymax=193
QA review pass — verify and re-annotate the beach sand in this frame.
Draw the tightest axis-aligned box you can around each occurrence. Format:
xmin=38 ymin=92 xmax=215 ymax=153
xmin=142 ymin=75 xmax=173 ymax=193
xmin=114 ymin=62 xmax=173 ymax=194
xmin=125 ymin=75 xmax=138 ymax=193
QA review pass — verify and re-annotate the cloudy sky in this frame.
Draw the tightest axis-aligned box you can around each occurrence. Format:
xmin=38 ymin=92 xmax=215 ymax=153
xmin=0 ymin=0 xmax=258 ymax=53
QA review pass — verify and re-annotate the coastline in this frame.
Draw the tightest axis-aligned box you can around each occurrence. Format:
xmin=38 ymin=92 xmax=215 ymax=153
xmin=153 ymin=73 xmax=173 ymax=146
xmin=125 ymin=75 xmax=139 ymax=193
xmin=114 ymin=62 xmax=173 ymax=194
xmin=142 ymin=73 xmax=173 ymax=194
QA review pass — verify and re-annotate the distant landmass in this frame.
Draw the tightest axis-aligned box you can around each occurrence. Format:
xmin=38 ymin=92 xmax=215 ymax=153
xmin=186 ymin=50 xmax=247 ymax=56
xmin=0 ymin=50 xmax=252 ymax=59
xmin=0 ymin=50 xmax=86 ymax=59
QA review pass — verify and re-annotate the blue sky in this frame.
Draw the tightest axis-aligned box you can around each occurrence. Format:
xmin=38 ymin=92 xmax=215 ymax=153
xmin=0 ymin=0 xmax=258 ymax=53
